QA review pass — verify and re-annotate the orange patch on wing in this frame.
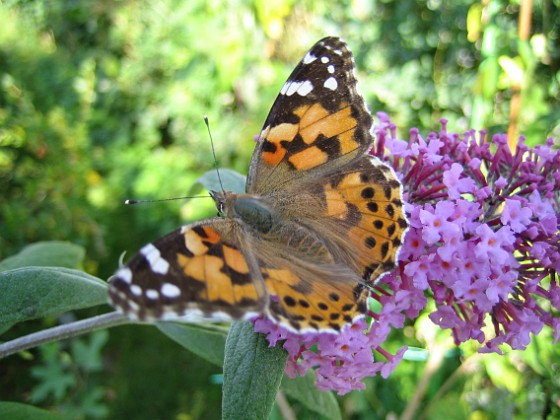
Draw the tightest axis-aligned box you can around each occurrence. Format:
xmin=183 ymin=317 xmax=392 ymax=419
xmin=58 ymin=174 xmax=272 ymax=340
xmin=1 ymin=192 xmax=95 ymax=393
xmin=288 ymin=146 xmax=329 ymax=170
xmin=338 ymin=130 xmax=360 ymax=154
xmin=205 ymin=258 xmax=235 ymax=303
xmin=294 ymin=103 xmax=329 ymax=127
xmin=183 ymin=229 xmax=209 ymax=255
xmin=177 ymin=253 xmax=236 ymax=304
xmin=324 ymin=185 xmax=348 ymax=217
xmin=261 ymin=268 xmax=300 ymax=286
xmin=260 ymin=123 xmax=297 ymax=166
xmin=223 ymin=245 xmax=249 ymax=273
xmin=267 ymin=123 xmax=299 ymax=143
xmin=201 ymin=226 xmax=221 ymax=244
xmin=233 ymin=283 xmax=259 ymax=301
xmin=177 ymin=253 xmax=205 ymax=282
xmin=300 ymin=105 xmax=357 ymax=145
xmin=262 ymin=149 xmax=286 ymax=166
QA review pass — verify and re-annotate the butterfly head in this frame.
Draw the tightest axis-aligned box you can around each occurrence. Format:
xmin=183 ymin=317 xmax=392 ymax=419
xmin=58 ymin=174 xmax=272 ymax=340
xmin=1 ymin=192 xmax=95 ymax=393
xmin=210 ymin=190 xmax=230 ymax=215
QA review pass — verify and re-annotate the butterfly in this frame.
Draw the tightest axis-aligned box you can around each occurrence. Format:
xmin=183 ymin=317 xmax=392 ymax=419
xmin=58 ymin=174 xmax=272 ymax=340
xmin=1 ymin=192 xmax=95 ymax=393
xmin=108 ymin=37 xmax=408 ymax=333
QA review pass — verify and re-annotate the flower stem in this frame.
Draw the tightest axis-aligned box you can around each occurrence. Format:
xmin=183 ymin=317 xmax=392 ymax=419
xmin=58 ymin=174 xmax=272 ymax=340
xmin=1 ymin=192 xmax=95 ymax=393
xmin=0 ymin=311 xmax=129 ymax=359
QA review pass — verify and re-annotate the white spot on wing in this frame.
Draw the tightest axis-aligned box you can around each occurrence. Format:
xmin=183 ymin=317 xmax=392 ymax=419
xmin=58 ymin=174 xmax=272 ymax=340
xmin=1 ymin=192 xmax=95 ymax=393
xmin=321 ymin=56 xmax=329 ymax=63
xmin=127 ymin=300 xmax=140 ymax=312
xmin=303 ymin=52 xmax=317 ymax=64
xmin=141 ymin=243 xmax=170 ymax=274
xmin=296 ymin=80 xmax=313 ymax=96
xmin=327 ymin=65 xmax=335 ymax=74
xmin=286 ymin=81 xmax=301 ymax=96
xmin=159 ymin=309 xmax=261 ymax=323
xmin=324 ymin=77 xmax=338 ymax=90
xmin=280 ymin=82 xmax=289 ymax=95
xmin=161 ymin=283 xmax=181 ymax=298
xmin=115 ymin=267 xmax=132 ymax=284
xmin=130 ymin=284 xmax=143 ymax=296
xmin=146 ymin=289 xmax=159 ymax=299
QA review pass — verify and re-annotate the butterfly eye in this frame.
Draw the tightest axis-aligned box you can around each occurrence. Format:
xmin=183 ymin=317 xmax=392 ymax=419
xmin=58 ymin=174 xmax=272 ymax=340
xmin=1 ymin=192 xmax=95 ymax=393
xmin=216 ymin=200 xmax=226 ymax=216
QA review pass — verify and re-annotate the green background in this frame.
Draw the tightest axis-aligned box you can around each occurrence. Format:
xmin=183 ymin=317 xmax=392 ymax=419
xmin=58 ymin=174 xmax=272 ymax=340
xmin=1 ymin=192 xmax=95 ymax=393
xmin=1 ymin=0 xmax=559 ymax=418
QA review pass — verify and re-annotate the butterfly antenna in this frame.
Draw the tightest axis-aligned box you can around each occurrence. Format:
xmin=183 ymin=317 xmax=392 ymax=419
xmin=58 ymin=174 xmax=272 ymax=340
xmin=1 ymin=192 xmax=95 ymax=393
xmin=204 ymin=115 xmax=226 ymax=193
xmin=125 ymin=195 xmax=211 ymax=205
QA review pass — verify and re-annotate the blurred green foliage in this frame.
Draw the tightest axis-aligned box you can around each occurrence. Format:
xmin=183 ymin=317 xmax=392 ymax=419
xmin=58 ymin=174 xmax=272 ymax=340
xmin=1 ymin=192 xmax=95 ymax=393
xmin=1 ymin=0 xmax=559 ymax=418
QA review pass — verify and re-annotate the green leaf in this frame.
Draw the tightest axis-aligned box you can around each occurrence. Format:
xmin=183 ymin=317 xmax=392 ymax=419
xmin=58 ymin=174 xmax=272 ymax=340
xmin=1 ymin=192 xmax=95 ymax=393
xmin=195 ymin=168 xmax=246 ymax=194
xmin=0 ymin=241 xmax=85 ymax=272
xmin=222 ymin=321 xmax=288 ymax=420
xmin=281 ymin=372 xmax=342 ymax=420
xmin=0 ymin=401 xmax=62 ymax=420
xmin=156 ymin=322 xmax=228 ymax=367
xmin=0 ymin=267 xmax=108 ymax=331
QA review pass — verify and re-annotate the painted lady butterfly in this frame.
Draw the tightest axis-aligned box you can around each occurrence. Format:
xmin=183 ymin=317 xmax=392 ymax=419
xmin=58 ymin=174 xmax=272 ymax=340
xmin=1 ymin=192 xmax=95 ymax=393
xmin=108 ymin=37 xmax=408 ymax=333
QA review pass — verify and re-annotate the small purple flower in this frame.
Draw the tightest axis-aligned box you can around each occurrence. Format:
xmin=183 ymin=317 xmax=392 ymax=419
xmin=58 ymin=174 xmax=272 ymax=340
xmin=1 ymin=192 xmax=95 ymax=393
xmin=501 ymin=199 xmax=533 ymax=233
xmin=443 ymin=163 xmax=477 ymax=199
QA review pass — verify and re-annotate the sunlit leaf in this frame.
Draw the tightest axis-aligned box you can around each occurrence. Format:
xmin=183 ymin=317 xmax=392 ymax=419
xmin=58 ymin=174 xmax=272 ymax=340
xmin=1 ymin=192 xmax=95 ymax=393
xmin=498 ymin=56 xmax=524 ymax=87
xmin=0 ymin=241 xmax=85 ymax=272
xmin=466 ymin=4 xmax=483 ymax=43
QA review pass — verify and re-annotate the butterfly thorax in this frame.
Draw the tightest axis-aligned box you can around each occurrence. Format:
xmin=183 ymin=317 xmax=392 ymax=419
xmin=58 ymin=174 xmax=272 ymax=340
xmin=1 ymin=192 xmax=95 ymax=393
xmin=211 ymin=190 xmax=333 ymax=262
xmin=211 ymin=190 xmax=275 ymax=234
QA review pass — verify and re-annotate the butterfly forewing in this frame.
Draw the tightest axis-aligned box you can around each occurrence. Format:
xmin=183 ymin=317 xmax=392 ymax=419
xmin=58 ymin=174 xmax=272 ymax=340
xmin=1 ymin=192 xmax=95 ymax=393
xmin=247 ymin=37 xmax=374 ymax=193
xmin=109 ymin=219 xmax=267 ymax=322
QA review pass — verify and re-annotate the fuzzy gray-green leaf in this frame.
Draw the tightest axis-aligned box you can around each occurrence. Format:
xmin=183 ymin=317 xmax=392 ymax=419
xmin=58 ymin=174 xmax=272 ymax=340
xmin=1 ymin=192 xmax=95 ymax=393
xmin=222 ymin=321 xmax=287 ymax=420
xmin=0 ymin=241 xmax=85 ymax=272
xmin=0 ymin=267 xmax=107 ymax=331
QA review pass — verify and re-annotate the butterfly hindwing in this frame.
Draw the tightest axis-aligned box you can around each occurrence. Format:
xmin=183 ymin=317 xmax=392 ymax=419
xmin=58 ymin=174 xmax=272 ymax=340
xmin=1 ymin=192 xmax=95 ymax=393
xmin=259 ymin=258 xmax=369 ymax=333
xmin=302 ymin=154 xmax=408 ymax=282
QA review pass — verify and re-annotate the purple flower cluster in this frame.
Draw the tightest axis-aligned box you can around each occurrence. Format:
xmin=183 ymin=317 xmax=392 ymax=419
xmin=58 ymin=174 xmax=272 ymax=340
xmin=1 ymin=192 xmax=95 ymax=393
xmin=254 ymin=114 xmax=560 ymax=394
xmin=382 ymin=114 xmax=560 ymax=353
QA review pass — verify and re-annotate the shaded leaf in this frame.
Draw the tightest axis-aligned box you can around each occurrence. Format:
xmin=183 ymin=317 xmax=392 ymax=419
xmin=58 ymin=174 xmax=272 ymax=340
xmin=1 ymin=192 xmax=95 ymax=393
xmin=0 ymin=402 xmax=62 ymax=420
xmin=156 ymin=322 xmax=228 ymax=367
xmin=71 ymin=330 xmax=110 ymax=372
xmin=222 ymin=321 xmax=287 ymax=420
xmin=0 ymin=267 xmax=107 ymax=331
xmin=281 ymin=372 xmax=342 ymax=420
xmin=0 ymin=241 xmax=85 ymax=272
xmin=30 ymin=342 xmax=75 ymax=403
